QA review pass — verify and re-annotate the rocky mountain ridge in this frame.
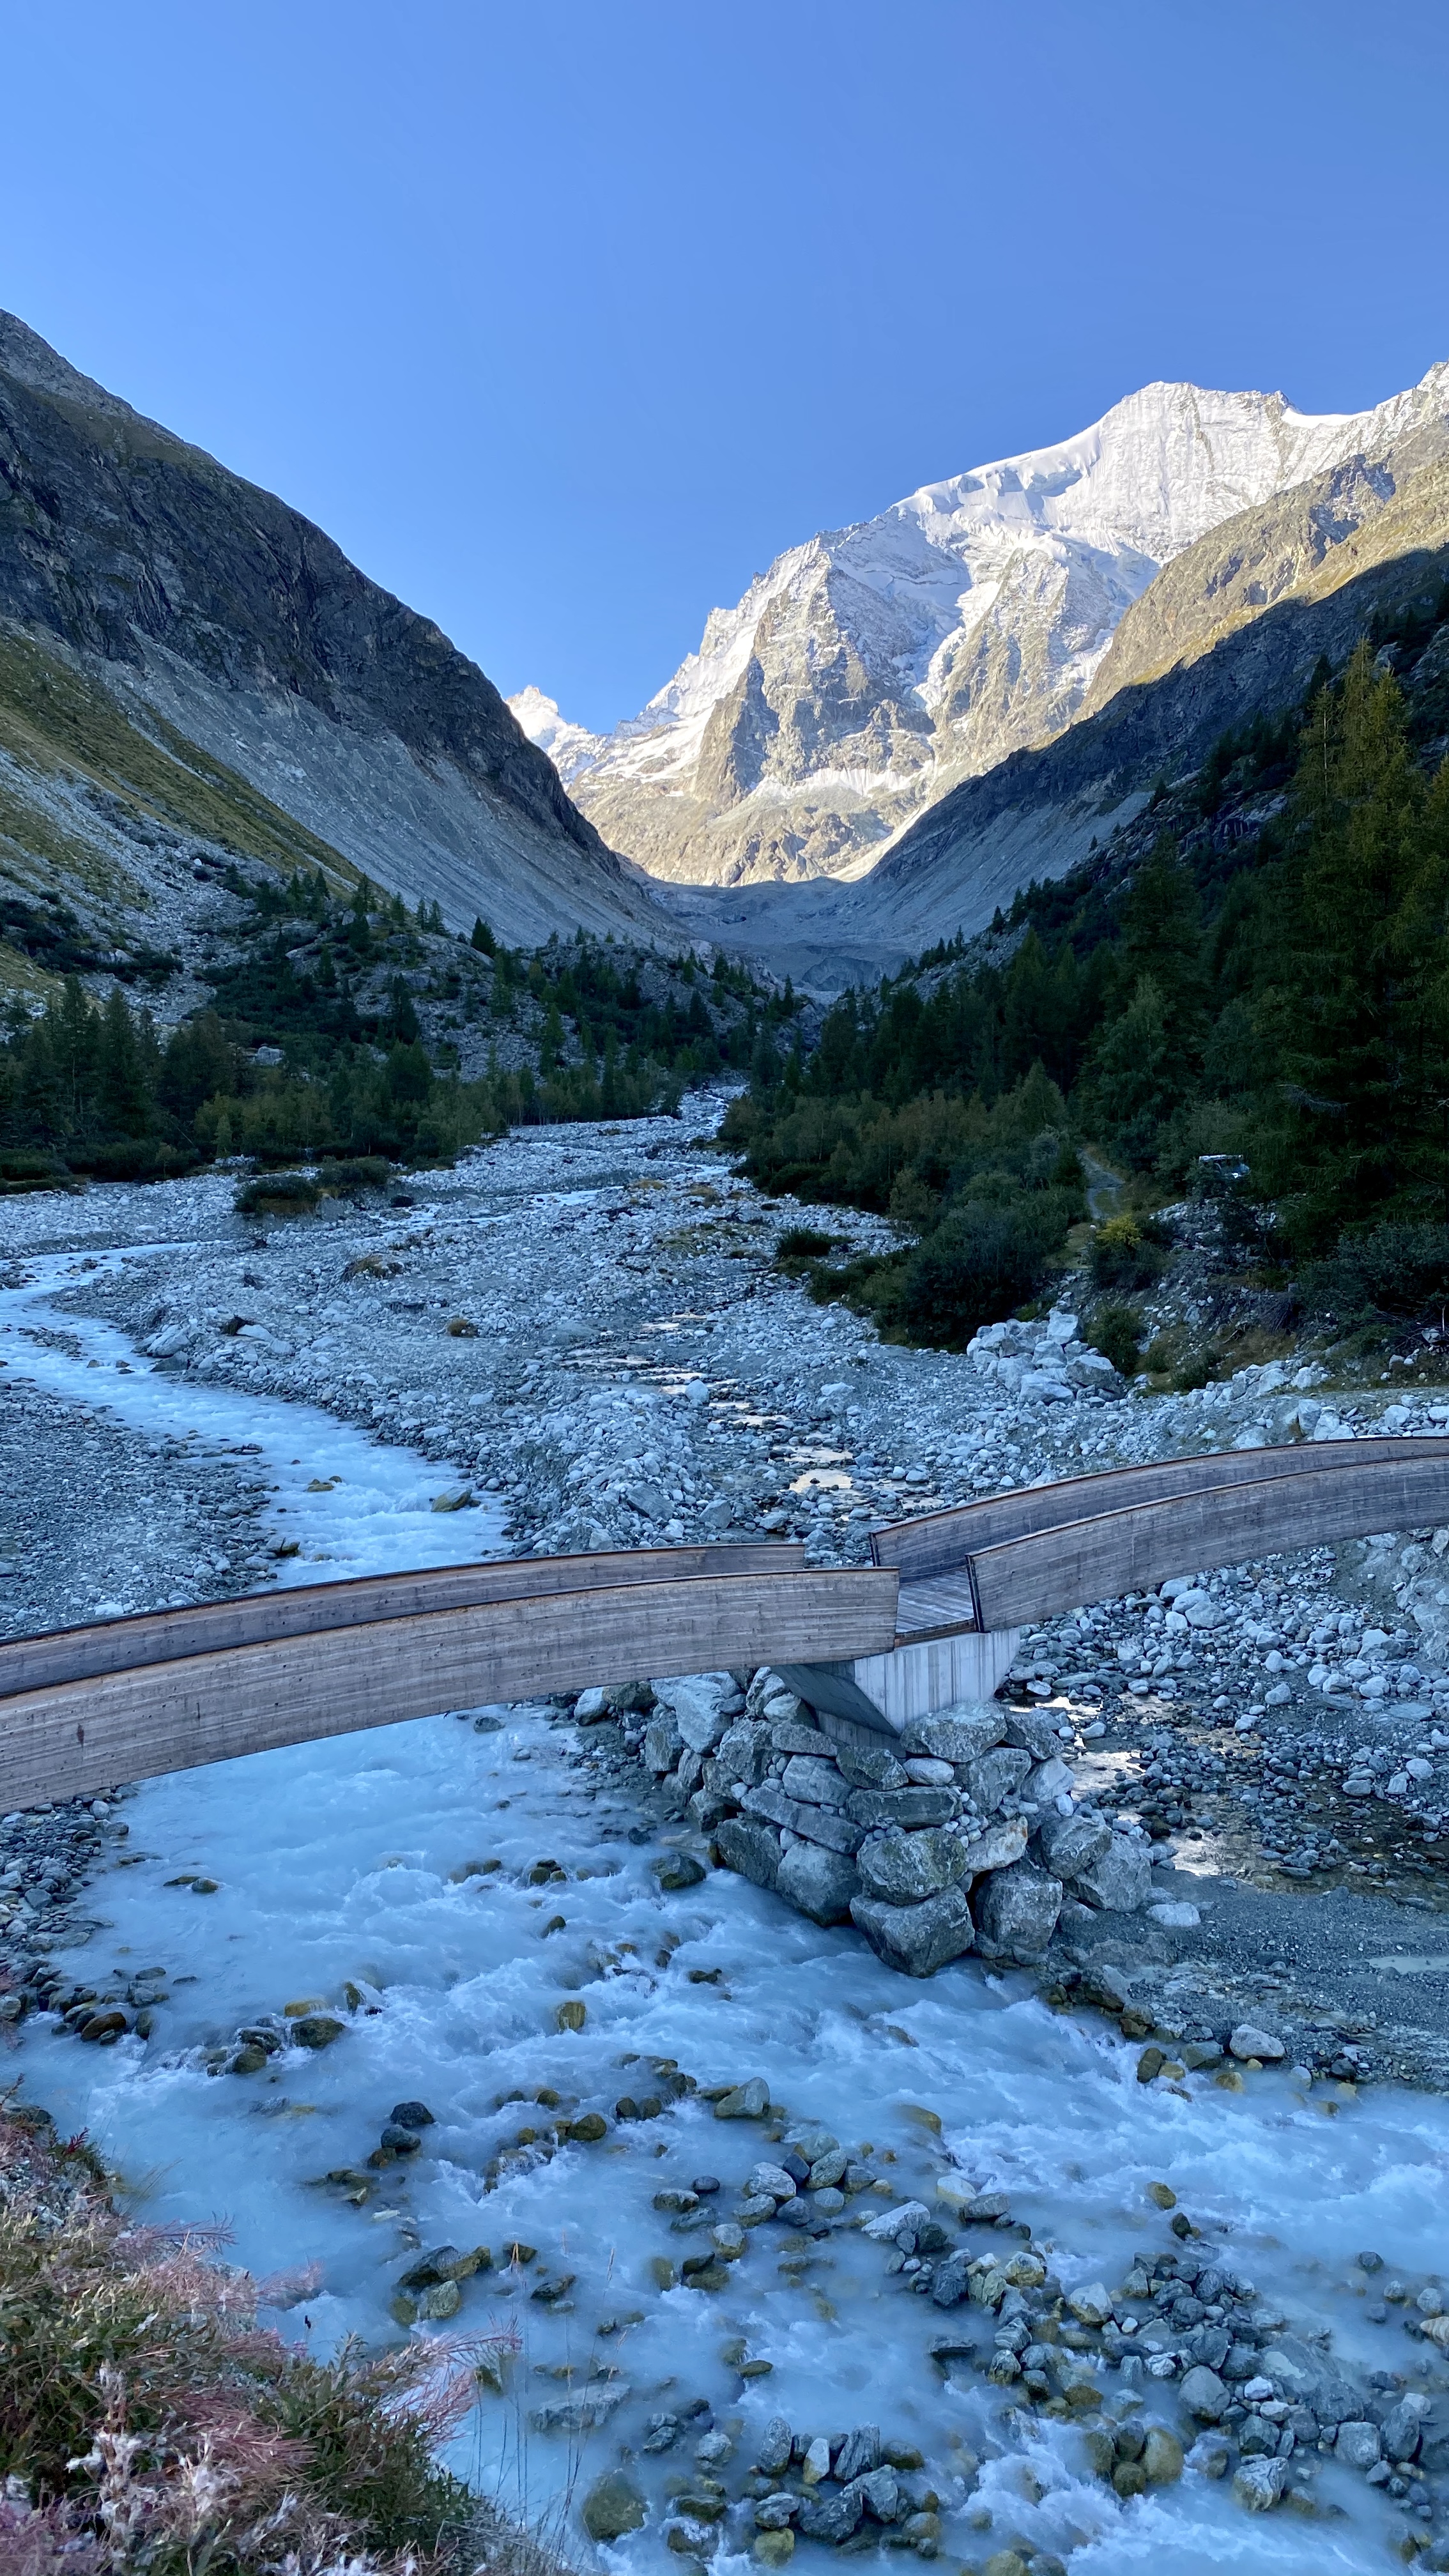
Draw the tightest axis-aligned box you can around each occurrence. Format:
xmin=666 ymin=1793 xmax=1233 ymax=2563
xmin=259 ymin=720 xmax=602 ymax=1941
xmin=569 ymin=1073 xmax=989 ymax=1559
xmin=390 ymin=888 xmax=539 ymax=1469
xmin=0 ymin=311 xmax=676 ymax=990
xmin=656 ymin=443 xmax=1449 ymax=992
xmin=516 ymin=366 xmax=1449 ymax=891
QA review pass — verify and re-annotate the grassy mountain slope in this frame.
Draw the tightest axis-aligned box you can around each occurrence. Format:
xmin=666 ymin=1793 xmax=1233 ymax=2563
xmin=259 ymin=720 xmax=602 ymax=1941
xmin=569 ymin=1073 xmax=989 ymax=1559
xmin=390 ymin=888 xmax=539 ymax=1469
xmin=0 ymin=311 xmax=675 ymax=954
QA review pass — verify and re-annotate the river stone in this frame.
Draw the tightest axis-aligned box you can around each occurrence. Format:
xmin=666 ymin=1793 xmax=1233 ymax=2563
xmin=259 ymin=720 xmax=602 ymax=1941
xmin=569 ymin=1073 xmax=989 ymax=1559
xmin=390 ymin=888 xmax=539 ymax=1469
xmin=1383 ymin=2395 xmax=1430 ymax=2461
xmin=857 ymin=1825 xmax=968 ymax=1905
xmin=753 ymin=2531 xmax=795 ymax=2566
xmin=960 ymin=1748 xmax=1033 ymax=1815
xmin=1038 ymin=1809 xmax=1113 ymax=1880
xmin=972 ymin=1860 xmax=1062 ymax=1959
xmin=291 ymin=2014 xmax=344 ymax=2049
xmin=1229 ymin=2023 xmax=1286 ymax=2062
xmin=716 ymin=1816 xmax=781 ymax=1889
xmin=777 ymin=1841 xmax=859 ymax=1924
xmin=582 ymin=2471 xmax=646 ymax=2542
xmin=1072 ymin=1834 xmax=1151 ymax=1913
xmin=833 ymin=2426 xmax=880 ymax=2482
xmin=1233 ymin=2456 xmax=1287 ymax=2511
xmin=930 ymin=2250 xmax=972 ymax=2307
xmin=850 ymin=1885 xmax=976 ymax=1977
xmin=1335 ymin=2420 xmax=1381 ymax=2468
xmin=1143 ymin=2426 xmax=1184 ymax=2484
xmin=797 ymin=2488 xmax=863 ymax=2544
xmin=756 ymin=2416 xmax=793 ymax=2474
xmin=1179 ymin=2366 xmax=1229 ymax=2420
xmin=715 ymin=2078 xmax=770 ymax=2119
xmin=654 ymin=1851 xmax=707 ymax=1891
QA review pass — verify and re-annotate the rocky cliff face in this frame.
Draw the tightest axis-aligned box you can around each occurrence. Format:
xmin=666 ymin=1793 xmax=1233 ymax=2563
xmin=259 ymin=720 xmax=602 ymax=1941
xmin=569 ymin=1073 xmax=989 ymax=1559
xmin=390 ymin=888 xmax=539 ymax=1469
xmin=659 ymin=449 xmax=1449 ymax=993
xmin=0 ymin=312 xmax=673 ymax=951
xmin=516 ymin=368 xmax=1449 ymax=890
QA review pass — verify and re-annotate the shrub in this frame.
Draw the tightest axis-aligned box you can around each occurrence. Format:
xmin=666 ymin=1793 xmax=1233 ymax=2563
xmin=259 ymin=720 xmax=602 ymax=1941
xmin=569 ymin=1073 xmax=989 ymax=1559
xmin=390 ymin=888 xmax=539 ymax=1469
xmin=1088 ymin=1300 xmax=1144 ymax=1377
xmin=899 ymin=1202 xmax=1057 ymax=1350
xmin=318 ymin=1155 xmax=394 ymax=1197
xmin=776 ymin=1225 xmax=835 ymax=1261
xmin=1301 ymin=1223 xmax=1449 ymax=1329
xmin=233 ymin=1170 xmax=320 ymax=1217
xmin=0 ymin=2112 xmax=485 ymax=2576
xmin=1089 ymin=1213 xmax=1164 ymax=1291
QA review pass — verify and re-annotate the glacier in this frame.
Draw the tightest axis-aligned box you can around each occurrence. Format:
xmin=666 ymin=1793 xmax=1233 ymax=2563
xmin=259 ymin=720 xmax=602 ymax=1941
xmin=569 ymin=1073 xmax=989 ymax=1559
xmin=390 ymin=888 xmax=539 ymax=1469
xmin=511 ymin=366 xmax=1449 ymax=889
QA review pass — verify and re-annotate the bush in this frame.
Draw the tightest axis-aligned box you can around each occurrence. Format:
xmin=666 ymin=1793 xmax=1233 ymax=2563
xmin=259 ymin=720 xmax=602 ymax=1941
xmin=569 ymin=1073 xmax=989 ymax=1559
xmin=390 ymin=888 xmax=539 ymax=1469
xmin=1088 ymin=1300 xmax=1144 ymax=1377
xmin=776 ymin=1225 xmax=836 ymax=1261
xmin=1301 ymin=1223 xmax=1449 ymax=1329
xmin=899 ymin=1201 xmax=1058 ymax=1350
xmin=1089 ymin=1213 xmax=1165 ymax=1291
xmin=0 ymin=2110 xmax=485 ymax=2576
xmin=233 ymin=1169 xmax=320 ymax=1217
xmin=0 ymin=1149 xmax=72 ymax=1195
xmin=318 ymin=1154 xmax=394 ymax=1197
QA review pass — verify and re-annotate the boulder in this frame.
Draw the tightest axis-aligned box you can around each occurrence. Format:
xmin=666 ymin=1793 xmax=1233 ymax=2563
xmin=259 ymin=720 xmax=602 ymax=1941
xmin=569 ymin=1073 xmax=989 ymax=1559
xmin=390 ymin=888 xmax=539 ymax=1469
xmin=847 ymin=1785 xmax=956 ymax=1828
xmin=956 ymin=1816 xmax=1029 ymax=1876
xmin=960 ymin=1748 xmax=1032 ymax=1815
xmin=714 ymin=1720 xmax=770 ymax=1788
xmin=1024 ymin=1754 xmax=1075 ymax=1803
xmin=905 ymin=1704 xmax=1006 ymax=1762
xmin=850 ymin=1885 xmax=976 ymax=1977
xmin=1072 ymin=1834 xmax=1151 ymax=1913
xmin=777 ymin=1841 xmax=859 ymax=1924
xmin=655 ymin=1672 xmax=741 ymax=1753
xmin=1038 ymin=1809 xmax=1113 ymax=1881
xmin=857 ymin=1825 xmax=968 ymax=1905
xmin=715 ymin=1816 xmax=781 ymax=1890
xmin=1002 ymin=1708 xmax=1068 ymax=1760
xmin=834 ymin=1742 xmax=909 ymax=1790
xmin=781 ymin=1754 xmax=850 ymax=1807
xmin=643 ymin=1711 xmax=685 ymax=1774
xmin=1179 ymin=2366 xmax=1229 ymax=2420
xmin=581 ymin=2472 xmax=646 ymax=2542
xmin=972 ymin=1861 xmax=1063 ymax=1959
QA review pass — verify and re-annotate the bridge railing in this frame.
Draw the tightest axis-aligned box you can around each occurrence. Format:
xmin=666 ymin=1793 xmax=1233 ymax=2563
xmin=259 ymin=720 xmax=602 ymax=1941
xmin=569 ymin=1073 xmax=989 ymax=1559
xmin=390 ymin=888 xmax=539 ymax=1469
xmin=2 ymin=1439 xmax=1446 ymax=1808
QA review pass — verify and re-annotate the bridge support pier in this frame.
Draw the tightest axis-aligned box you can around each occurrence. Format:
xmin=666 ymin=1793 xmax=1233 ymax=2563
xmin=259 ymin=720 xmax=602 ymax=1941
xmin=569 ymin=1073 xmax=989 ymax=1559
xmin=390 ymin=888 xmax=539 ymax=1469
xmin=774 ymin=1628 xmax=1020 ymax=1743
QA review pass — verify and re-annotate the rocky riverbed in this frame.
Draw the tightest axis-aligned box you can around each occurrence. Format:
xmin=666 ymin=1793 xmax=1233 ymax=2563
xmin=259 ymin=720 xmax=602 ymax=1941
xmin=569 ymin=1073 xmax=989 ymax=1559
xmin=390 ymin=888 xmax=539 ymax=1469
xmin=4 ymin=1098 xmax=1449 ymax=2568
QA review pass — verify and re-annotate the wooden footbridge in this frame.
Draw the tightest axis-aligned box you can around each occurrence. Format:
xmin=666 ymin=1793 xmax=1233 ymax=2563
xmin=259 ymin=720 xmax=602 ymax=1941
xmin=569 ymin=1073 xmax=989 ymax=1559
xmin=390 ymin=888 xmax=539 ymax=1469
xmin=1 ymin=1438 xmax=1446 ymax=1812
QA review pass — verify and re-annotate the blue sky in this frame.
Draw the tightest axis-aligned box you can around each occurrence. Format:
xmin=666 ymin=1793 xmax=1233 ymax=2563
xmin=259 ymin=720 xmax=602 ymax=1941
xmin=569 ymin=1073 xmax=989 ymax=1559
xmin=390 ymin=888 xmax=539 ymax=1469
xmin=4 ymin=1 xmax=1448 ymax=733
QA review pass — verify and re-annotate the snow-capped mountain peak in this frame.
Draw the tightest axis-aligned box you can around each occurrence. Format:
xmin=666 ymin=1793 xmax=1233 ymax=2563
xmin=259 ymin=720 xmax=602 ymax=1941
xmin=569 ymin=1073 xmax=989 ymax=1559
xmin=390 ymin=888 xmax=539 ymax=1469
xmin=514 ymin=364 xmax=1449 ymax=889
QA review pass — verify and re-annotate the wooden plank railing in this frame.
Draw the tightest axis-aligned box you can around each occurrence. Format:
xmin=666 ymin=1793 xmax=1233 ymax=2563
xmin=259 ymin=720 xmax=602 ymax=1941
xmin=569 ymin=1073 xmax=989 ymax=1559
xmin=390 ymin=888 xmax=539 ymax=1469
xmin=0 ymin=1568 xmax=900 ymax=1811
xmin=0 ymin=1541 xmax=806 ymax=1699
xmin=968 ymin=1451 xmax=1449 ymax=1630
xmin=2 ymin=1440 xmax=1446 ymax=1810
xmin=869 ymin=1437 xmax=1449 ymax=1583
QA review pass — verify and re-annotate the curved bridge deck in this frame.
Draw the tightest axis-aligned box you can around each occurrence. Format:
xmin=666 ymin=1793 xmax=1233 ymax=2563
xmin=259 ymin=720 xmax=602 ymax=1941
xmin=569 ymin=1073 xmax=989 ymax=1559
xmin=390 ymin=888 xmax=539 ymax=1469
xmin=1 ymin=1438 xmax=1445 ymax=1809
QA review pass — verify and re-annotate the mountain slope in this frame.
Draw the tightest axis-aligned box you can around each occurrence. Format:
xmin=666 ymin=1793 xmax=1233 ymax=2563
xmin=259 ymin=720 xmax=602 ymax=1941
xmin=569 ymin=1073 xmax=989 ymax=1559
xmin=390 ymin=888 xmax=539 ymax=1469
xmin=659 ymin=448 xmax=1449 ymax=993
xmin=0 ymin=312 xmax=675 ymax=956
xmin=515 ymin=367 xmax=1449 ymax=890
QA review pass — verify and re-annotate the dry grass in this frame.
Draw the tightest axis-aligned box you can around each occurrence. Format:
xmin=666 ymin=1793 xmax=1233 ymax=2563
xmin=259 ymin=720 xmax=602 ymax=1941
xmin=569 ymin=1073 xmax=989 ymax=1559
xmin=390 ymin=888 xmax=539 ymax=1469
xmin=0 ymin=2108 xmax=544 ymax=2576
